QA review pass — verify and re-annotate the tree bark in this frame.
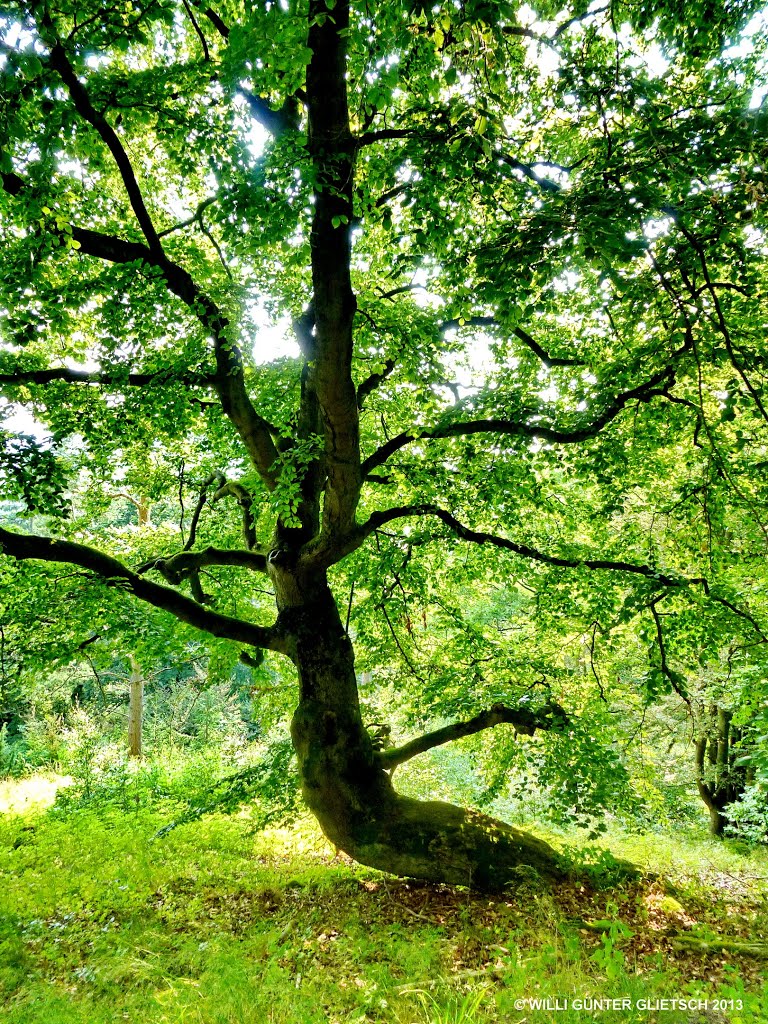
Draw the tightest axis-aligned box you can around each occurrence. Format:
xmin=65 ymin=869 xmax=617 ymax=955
xmin=694 ymin=708 xmax=746 ymax=836
xmin=708 ymin=805 xmax=726 ymax=837
xmin=128 ymin=657 xmax=143 ymax=759
xmin=278 ymin=567 xmax=565 ymax=889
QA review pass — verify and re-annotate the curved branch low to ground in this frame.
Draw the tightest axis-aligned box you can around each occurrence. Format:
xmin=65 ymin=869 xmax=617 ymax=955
xmin=0 ymin=527 xmax=287 ymax=653
xmin=378 ymin=700 xmax=568 ymax=769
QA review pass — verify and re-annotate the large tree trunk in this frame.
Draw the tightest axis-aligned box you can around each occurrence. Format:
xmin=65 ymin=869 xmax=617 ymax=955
xmin=280 ymin=571 xmax=565 ymax=889
xmin=708 ymin=805 xmax=727 ymax=837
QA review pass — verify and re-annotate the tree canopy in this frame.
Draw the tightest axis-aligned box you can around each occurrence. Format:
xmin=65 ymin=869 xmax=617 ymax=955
xmin=2 ymin=0 xmax=768 ymax=886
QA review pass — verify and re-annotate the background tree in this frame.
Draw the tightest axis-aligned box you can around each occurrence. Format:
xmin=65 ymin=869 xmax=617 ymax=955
xmin=1 ymin=0 xmax=768 ymax=887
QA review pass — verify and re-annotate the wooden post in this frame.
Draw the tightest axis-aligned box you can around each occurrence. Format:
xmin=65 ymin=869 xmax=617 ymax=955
xmin=128 ymin=657 xmax=144 ymax=759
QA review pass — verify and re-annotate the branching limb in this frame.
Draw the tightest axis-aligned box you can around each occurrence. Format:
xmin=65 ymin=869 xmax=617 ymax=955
xmin=157 ymin=196 xmax=218 ymax=239
xmin=357 ymin=359 xmax=396 ymax=408
xmin=362 ymin=361 xmax=678 ymax=476
xmin=549 ymin=5 xmax=611 ymax=38
xmin=500 ymin=9 xmax=611 ymax=46
xmin=378 ymin=700 xmax=568 ymax=770
xmin=496 ymin=153 xmax=562 ymax=192
xmin=237 ymin=88 xmax=300 ymax=136
xmin=1 ymin=175 xmax=281 ymax=490
xmin=0 ymin=366 xmax=214 ymax=388
xmin=212 ymin=479 xmax=259 ymax=549
xmin=648 ymin=596 xmax=690 ymax=703
xmin=183 ymin=472 xmax=224 ymax=550
xmin=137 ymin=545 xmax=268 ymax=580
xmin=708 ymin=594 xmax=768 ymax=642
xmin=187 ymin=569 xmax=210 ymax=605
xmin=512 ymin=325 xmax=584 ymax=366
xmin=440 ymin=316 xmax=585 ymax=368
xmin=183 ymin=470 xmax=268 ymax=554
xmin=47 ymin=36 xmax=163 ymax=255
xmin=240 ymin=649 xmax=265 ymax=669
xmin=192 ymin=2 xmax=230 ymax=39
xmin=355 ymin=126 xmax=436 ymax=147
xmin=177 ymin=2 xmax=300 ymax=135
xmin=0 ymin=171 xmax=26 ymax=197
xmin=350 ymin=504 xmax=689 ymax=586
xmin=354 ymin=125 xmax=567 ymax=195
xmin=180 ymin=0 xmax=210 ymax=60
xmin=674 ymin=218 xmax=768 ymax=426
xmin=0 ymin=527 xmax=286 ymax=653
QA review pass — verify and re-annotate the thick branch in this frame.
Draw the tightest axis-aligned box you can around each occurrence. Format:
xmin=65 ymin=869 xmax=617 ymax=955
xmin=355 ymin=127 xmax=429 ymax=147
xmin=138 ymin=545 xmax=268 ymax=580
xmin=352 ymin=504 xmax=688 ymax=586
xmin=157 ymin=196 xmax=218 ymax=239
xmin=0 ymin=366 xmax=214 ymax=388
xmin=357 ymin=358 xmax=396 ymax=408
xmin=180 ymin=4 xmax=299 ymax=135
xmin=180 ymin=0 xmax=210 ymax=60
xmin=378 ymin=700 xmax=568 ymax=769
xmin=362 ymin=364 xmax=676 ymax=476
xmin=47 ymin=38 xmax=163 ymax=254
xmin=348 ymin=506 xmax=761 ymax=637
xmin=193 ymin=2 xmax=229 ymax=39
xmin=237 ymin=88 xmax=299 ymax=137
xmin=305 ymin=0 xmax=361 ymax=536
xmin=675 ymin=218 xmax=768 ymax=426
xmin=649 ymin=596 xmax=690 ymax=702
xmin=512 ymin=324 xmax=583 ymax=366
xmin=354 ymin=128 xmax=566 ymax=195
xmin=0 ymin=170 xmax=25 ymax=196
xmin=707 ymin=594 xmax=768 ymax=642
xmin=0 ymin=172 xmax=280 ymax=489
xmin=183 ymin=471 xmax=223 ymax=550
xmin=0 ymin=527 xmax=286 ymax=653
xmin=91 ymin=237 xmax=280 ymax=485
xmin=498 ymin=5 xmax=609 ymax=44
xmin=212 ymin=479 xmax=259 ymax=549
xmin=496 ymin=153 xmax=562 ymax=192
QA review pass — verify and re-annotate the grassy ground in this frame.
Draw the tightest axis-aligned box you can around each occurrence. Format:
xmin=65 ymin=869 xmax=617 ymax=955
xmin=1 ymin=776 xmax=767 ymax=1023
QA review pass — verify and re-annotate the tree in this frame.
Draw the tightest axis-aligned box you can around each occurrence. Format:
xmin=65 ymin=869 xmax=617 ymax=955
xmin=694 ymin=705 xmax=748 ymax=836
xmin=1 ymin=0 xmax=768 ymax=887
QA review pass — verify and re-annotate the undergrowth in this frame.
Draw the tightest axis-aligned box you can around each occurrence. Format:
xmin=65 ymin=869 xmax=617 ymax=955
xmin=1 ymin=776 xmax=767 ymax=1023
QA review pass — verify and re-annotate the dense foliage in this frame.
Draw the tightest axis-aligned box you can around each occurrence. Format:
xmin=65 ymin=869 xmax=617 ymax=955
xmin=2 ymin=0 xmax=768 ymax=877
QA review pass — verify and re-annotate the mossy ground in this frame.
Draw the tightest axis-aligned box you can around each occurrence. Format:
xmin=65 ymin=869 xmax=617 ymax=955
xmin=1 ymin=776 xmax=767 ymax=1023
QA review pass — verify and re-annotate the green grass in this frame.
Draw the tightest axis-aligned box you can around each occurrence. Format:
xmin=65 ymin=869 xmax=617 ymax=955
xmin=1 ymin=778 xmax=767 ymax=1023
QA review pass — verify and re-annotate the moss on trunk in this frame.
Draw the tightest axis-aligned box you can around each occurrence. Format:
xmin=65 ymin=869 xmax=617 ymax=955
xmin=291 ymin=696 xmax=565 ymax=889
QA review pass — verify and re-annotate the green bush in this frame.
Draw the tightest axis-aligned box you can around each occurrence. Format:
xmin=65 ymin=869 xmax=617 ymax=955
xmin=725 ymin=784 xmax=768 ymax=845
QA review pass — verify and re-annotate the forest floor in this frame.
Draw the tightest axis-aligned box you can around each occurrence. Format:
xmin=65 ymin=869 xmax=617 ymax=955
xmin=1 ymin=775 xmax=767 ymax=1024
